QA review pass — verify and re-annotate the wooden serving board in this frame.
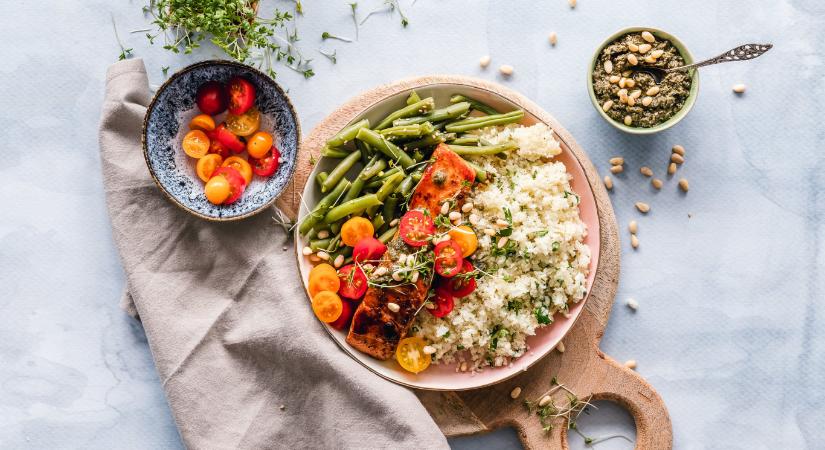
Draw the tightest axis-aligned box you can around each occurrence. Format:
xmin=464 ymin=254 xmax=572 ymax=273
xmin=276 ymin=75 xmax=672 ymax=450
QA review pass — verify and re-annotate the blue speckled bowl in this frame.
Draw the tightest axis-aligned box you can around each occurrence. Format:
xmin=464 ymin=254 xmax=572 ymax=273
xmin=143 ymin=60 xmax=300 ymax=221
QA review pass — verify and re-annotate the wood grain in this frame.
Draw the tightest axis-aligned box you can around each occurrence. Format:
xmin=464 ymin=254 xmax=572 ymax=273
xmin=278 ymin=75 xmax=672 ymax=450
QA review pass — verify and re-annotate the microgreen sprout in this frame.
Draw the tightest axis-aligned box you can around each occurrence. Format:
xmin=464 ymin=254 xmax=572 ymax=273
xmin=523 ymin=378 xmax=595 ymax=434
xmin=321 ymin=31 xmax=353 ymax=43
xmin=318 ymin=49 xmax=337 ymax=64
xmin=350 ymin=3 xmax=359 ymax=40
xmin=110 ymin=14 xmax=133 ymax=61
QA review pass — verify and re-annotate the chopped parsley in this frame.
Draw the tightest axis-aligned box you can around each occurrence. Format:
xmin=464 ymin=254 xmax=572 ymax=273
xmin=534 ymin=307 xmax=551 ymax=325
xmin=489 ymin=325 xmax=509 ymax=351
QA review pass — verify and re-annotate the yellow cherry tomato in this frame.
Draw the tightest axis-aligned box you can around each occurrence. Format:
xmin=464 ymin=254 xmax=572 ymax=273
xmin=196 ymin=154 xmax=223 ymax=182
xmin=309 ymin=263 xmax=338 ymax=283
xmin=341 ymin=217 xmax=375 ymax=247
xmin=312 ymin=291 xmax=343 ymax=323
xmin=204 ymin=175 xmax=231 ymax=205
xmin=182 ymin=130 xmax=210 ymax=159
xmin=189 ymin=114 xmax=216 ymax=132
xmin=225 ymin=107 xmax=261 ymax=137
xmin=448 ymin=225 xmax=478 ymax=257
xmin=309 ymin=267 xmax=341 ymax=297
xmin=222 ymin=156 xmax=253 ymax=185
xmin=247 ymin=131 xmax=274 ymax=159
xmin=395 ymin=336 xmax=432 ymax=374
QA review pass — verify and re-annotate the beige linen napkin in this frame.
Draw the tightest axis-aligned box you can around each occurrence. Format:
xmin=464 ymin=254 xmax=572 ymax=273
xmin=99 ymin=58 xmax=449 ymax=450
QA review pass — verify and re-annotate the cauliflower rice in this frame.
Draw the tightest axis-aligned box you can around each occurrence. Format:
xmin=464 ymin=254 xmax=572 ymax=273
xmin=413 ymin=123 xmax=591 ymax=370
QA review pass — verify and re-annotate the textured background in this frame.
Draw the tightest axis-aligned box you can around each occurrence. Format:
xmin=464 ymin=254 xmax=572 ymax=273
xmin=1 ymin=0 xmax=822 ymax=449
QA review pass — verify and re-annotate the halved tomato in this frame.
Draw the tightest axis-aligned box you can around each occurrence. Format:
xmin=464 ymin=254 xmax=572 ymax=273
xmin=329 ymin=299 xmax=354 ymax=330
xmin=248 ymin=147 xmax=279 ymax=177
xmin=196 ymin=81 xmax=227 ymax=115
xmin=227 ymin=76 xmax=256 ymax=115
xmin=352 ymin=237 xmax=387 ymax=263
xmin=189 ymin=114 xmax=216 ymax=132
xmin=443 ymin=261 xmax=477 ymax=297
xmin=433 ymin=239 xmax=464 ymax=278
xmin=222 ymin=156 xmax=253 ymax=185
xmin=204 ymin=175 xmax=231 ymax=205
xmin=182 ymin=130 xmax=210 ymax=159
xmin=211 ymin=166 xmax=246 ymax=204
xmin=207 ymin=135 xmax=230 ymax=159
xmin=312 ymin=291 xmax=343 ymax=323
xmin=396 ymin=336 xmax=432 ymax=374
xmin=428 ymin=287 xmax=455 ymax=318
xmin=196 ymin=154 xmax=223 ymax=183
xmin=399 ymin=210 xmax=435 ymax=247
xmin=214 ymin=123 xmax=246 ymax=154
xmin=337 ymin=264 xmax=368 ymax=300
xmin=225 ymin=107 xmax=260 ymax=137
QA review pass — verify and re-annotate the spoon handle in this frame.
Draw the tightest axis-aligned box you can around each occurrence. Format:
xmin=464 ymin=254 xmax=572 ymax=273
xmin=670 ymin=43 xmax=773 ymax=72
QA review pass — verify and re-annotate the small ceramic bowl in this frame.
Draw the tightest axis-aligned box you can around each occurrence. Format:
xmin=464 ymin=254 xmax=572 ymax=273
xmin=143 ymin=60 xmax=300 ymax=221
xmin=587 ymin=26 xmax=700 ymax=134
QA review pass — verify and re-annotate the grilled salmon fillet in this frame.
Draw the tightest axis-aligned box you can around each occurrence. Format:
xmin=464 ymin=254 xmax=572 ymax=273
xmin=346 ymin=145 xmax=475 ymax=360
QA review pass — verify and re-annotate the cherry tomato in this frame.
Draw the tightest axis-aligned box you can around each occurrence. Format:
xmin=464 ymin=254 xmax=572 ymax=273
xmin=352 ymin=237 xmax=387 ymax=264
xmin=433 ymin=240 xmax=464 ymax=278
xmin=443 ymin=261 xmax=477 ymax=297
xmin=227 ymin=76 xmax=256 ymax=115
xmin=246 ymin=131 xmax=274 ymax=159
xmin=182 ymin=129 xmax=210 ymax=159
xmin=428 ymin=287 xmax=455 ymax=318
xmin=248 ymin=147 xmax=279 ymax=177
xmin=222 ymin=156 xmax=253 ymax=185
xmin=448 ymin=225 xmax=478 ymax=257
xmin=309 ymin=263 xmax=337 ymax=282
xmin=196 ymin=153 xmax=223 ymax=183
xmin=312 ymin=291 xmax=343 ymax=323
xmin=204 ymin=174 xmax=231 ymax=205
xmin=206 ymin=130 xmax=231 ymax=159
xmin=196 ymin=81 xmax=227 ymax=115
xmin=395 ymin=336 xmax=432 ymax=374
xmin=189 ymin=114 xmax=216 ymax=132
xmin=329 ymin=299 xmax=354 ymax=330
xmin=225 ymin=107 xmax=260 ymax=137
xmin=337 ymin=264 xmax=368 ymax=300
xmin=341 ymin=217 xmax=375 ymax=247
xmin=309 ymin=264 xmax=341 ymax=297
xmin=214 ymin=123 xmax=246 ymax=154
xmin=399 ymin=210 xmax=435 ymax=247
xmin=211 ymin=166 xmax=246 ymax=204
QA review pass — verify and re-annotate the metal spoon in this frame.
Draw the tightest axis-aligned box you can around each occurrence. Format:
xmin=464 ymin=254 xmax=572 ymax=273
xmin=631 ymin=43 xmax=773 ymax=83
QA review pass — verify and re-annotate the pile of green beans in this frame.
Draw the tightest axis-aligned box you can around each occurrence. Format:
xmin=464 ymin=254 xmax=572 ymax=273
xmin=297 ymin=91 xmax=524 ymax=237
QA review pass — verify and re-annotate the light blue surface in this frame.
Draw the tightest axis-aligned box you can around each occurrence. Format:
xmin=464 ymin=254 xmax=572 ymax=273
xmin=1 ymin=1 xmax=822 ymax=449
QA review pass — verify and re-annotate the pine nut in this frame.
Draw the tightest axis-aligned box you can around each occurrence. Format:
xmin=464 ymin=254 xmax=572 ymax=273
xmin=733 ymin=83 xmax=746 ymax=93
xmin=302 ymin=246 xmax=312 ymax=256
xmin=631 ymin=234 xmax=639 ymax=249
xmin=628 ymin=220 xmax=638 ymax=234
xmin=627 ymin=96 xmax=636 ymax=106
xmin=610 ymin=165 xmax=624 ymax=174
xmin=391 ymin=271 xmax=402 ymax=281
xmin=624 ymin=359 xmax=638 ymax=369
xmin=423 ymin=345 xmax=436 ymax=355
xmin=484 ymin=228 xmax=496 ymax=236
xmin=651 ymin=178 xmax=663 ymax=189
xmin=441 ymin=202 xmax=450 ymax=215
xmin=668 ymin=162 xmax=677 ymax=175
xmin=461 ymin=202 xmax=473 ymax=213
xmin=479 ymin=55 xmax=491 ymax=68
xmin=651 ymin=49 xmax=664 ymax=58
xmin=622 ymin=70 xmax=632 ymax=77
xmin=496 ymin=219 xmax=509 ymax=228
xmin=609 ymin=75 xmax=621 ymax=84
xmin=510 ymin=387 xmax=522 ymax=399
xmin=629 ymin=89 xmax=642 ymax=99
xmin=641 ymin=31 xmax=655 ymax=43
xmin=672 ymin=145 xmax=685 ymax=156
xmin=671 ymin=153 xmax=685 ymax=164
xmin=642 ymin=96 xmax=653 ymax=107
xmin=626 ymin=298 xmax=639 ymax=310
xmin=627 ymin=54 xmax=638 ymax=66
xmin=640 ymin=166 xmax=653 ymax=177
xmin=389 ymin=218 xmax=399 ymax=227
xmin=618 ymin=78 xmax=627 ymax=88
xmin=644 ymin=55 xmax=656 ymax=64
xmin=604 ymin=175 xmax=614 ymax=190
xmin=638 ymin=43 xmax=652 ymax=54
xmin=425 ymin=302 xmax=436 ymax=309
xmin=362 ymin=263 xmax=374 ymax=271
xmin=568 ymin=0 xmax=576 ymax=8
xmin=449 ymin=211 xmax=461 ymax=222
xmin=460 ymin=362 xmax=468 ymax=372
xmin=556 ymin=341 xmax=565 ymax=353
xmin=624 ymin=115 xmax=633 ymax=126
xmin=410 ymin=270 xmax=420 ymax=283
xmin=317 ymin=251 xmax=330 ymax=260
xmin=646 ymin=86 xmax=660 ymax=96
xmin=679 ymin=178 xmax=690 ymax=192
xmin=635 ymin=202 xmax=650 ymax=213
xmin=603 ymin=60 xmax=614 ymax=74
xmin=625 ymin=78 xmax=636 ymax=88
xmin=602 ymin=100 xmax=614 ymax=112
xmin=549 ymin=32 xmax=558 ymax=46
xmin=539 ymin=395 xmax=552 ymax=407
xmin=609 ymin=157 xmax=624 ymax=166
xmin=499 ymin=65 xmax=514 ymax=76
xmin=317 ymin=230 xmax=330 ymax=239
xmin=333 ymin=254 xmax=344 ymax=268
xmin=373 ymin=266 xmax=388 ymax=276
xmin=468 ymin=213 xmax=479 ymax=225
xmin=627 ymin=43 xmax=639 ymax=52
xmin=387 ymin=302 xmax=400 ymax=312
xmin=497 ymin=236 xmax=509 ymax=248
xmin=309 ymin=254 xmax=321 ymax=263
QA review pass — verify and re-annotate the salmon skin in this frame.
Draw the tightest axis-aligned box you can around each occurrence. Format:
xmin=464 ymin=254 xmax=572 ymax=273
xmin=346 ymin=145 xmax=475 ymax=360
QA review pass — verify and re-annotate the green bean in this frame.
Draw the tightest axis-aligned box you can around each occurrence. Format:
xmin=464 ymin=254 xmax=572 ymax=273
xmin=321 ymin=150 xmax=361 ymax=193
xmin=324 ymin=194 xmax=382 ymax=223
xmin=403 ymin=133 xmax=446 ymax=150
xmin=367 ymin=171 xmax=405 ymax=216
xmin=322 ymin=147 xmax=350 ymax=158
xmin=359 ymin=156 xmax=387 ymax=180
xmin=378 ymin=226 xmax=398 ymax=244
xmin=445 ymin=110 xmax=525 ymax=133
xmin=326 ymin=234 xmax=342 ymax=252
xmin=325 ymin=118 xmax=369 ymax=148
xmin=315 ymin=171 xmax=328 ymax=188
xmin=379 ymin=122 xmax=435 ymax=138
xmin=449 ymin=135 xmax=480 ymax=145
xmin=371 ymin=214 xmax=385 ymax=231
xmin=355 ymin=128 xmax=414 ymax=169
xmin=395 ymin=175 xmax=415 ymax=197
xmin=310 ymin=238 xmax=332 ymax=251
xmin=447 ymin=142 xmax=519 ymax=156
xmin=332 ymin=245 xmax=353 ymax=261
xmin=382 ymin=193 xmax=400 ymax=227
xmin=460 ymin=157 xmax=488 ymax=182
xmin=377 ymin=166 xmax=403 ymax=181
xmin=355 ymin=140 xmax=372 ymax=165
xmin=365 ymin=166 xmax=404 ymax=190
xmin=330 ymin=220 xmax=342 ymax=234
xmin=299 ymin=178 xmax=350 ymax=235
xmin=406 ymin=90 xmax=421 ymax=105
xmin=449 ymin=94 xmax=499 ymax=115
xmin=411 ymin=169 xmax=424 ymax=182
xmin=343 ymin=177 xmax=366 ymax=203
xmin=393 ymin=102 xmax=471 ymax=127
xmin=375 ymin=98 xmax=435 ymax=130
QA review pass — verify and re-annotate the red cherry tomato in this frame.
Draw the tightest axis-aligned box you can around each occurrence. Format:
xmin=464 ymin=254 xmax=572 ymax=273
xmin=352 ymin=237 xmax=387 ymax=264
xmin=337 ymin=264 xmax=368 ymax=300
xmin=211 ymin=166 xmax=246 ymax=204
xmin=196 ymin=81 xmax=227 ymax=115
xmin=206 ymin=131 xmax=231 ymax=159
xmin=329 ymin=299 xmax=354 ymax=330
xmin=428 ymin=287 xmax=454 ymax=318
xmin=248 ymin=147 xmax=280 ymax=177
xmin=443 ymin=261 xmax=477 ymax=297
xmin=399 ymin=210 xmax=435 ymax=247
xmin=214 ymin=123 xmax=246 ymax=154
xmin=434 ymin=240 xmax=464 ymax=278
xmin=227 ymin=76 xmax=256 ymax=115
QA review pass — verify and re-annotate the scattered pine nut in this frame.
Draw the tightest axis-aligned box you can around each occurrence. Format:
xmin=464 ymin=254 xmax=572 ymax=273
xmin=499 ymin=65 xmax=514 ymax=76
xmin=640 ymin=166 xmax=653 ymax=177
xmin=423 ymin=345 xmax=436 ymax=355
xmin=651 ymin=49 xmax=664 ymax=58
xmin=641 ymin=96 xmax=653 ymax=107
xmin=556 ymin=341 xmax=565 ymax=353
xmin=644 ymin=55 xmax=656 ymax=64
xmin=280 ymin=404 xmax=286 ymax=411
xmin=672 ymin=144 xmax=685 ymax=156
xmin=333 ymin=254 xmax=345 ymax=268
xmin=733 ymin=83 xmax=746 ymax=93
xmin=539 ymin=395 xmax=552 ymax=407
xmin=626 ymin=298 xmax=639 ymax=310
xmin=609 ymin=157 xmax=624 ymax=166
xmin=624 ymin=359 xmax=638 ymax=370
xmin=671 ymin=153 xmax=685 ymax=164
xmin=627 ymin=43 xmax=639 ymax=52
xmin=483 ymin=228 xmax=496 ymax=236
xmin=627 ymin=96 xmax=636 ymax=107
xmin=635 ymin=202 xmax=650 ymax=213
xmin=638 ymin=43 xmax=652 ymax=54
xmin=479 ymin=55 xmax=491 ymax=68
xmin=448 ymin=211 xmax=461 ymax=222
xmin=387 ymin=302 xmax=400 ymax=312
xmin=602 ymin=100 xmax=614 ymax=112
xmin=497 ymin=237 xmax=509 ymax=248
xmin=629 ymin=89 xmax=641 ymax=99
xmin=468 ymin=213 xmax=479 ymax=225
xmin=627 ymin=54 xmax=639 ymax=66
xmin=549 ymin=32 xmax=558 ymax=46
xmin=389 ymin=218 xmax=399 ymax=227
xmin=668 ymin=162 xmax=678 ymax=175
xmin=309 ymin=254 xmax=321 ymax=263
xmin=641 ymin=31 xmax=655 ymax=43
xmin=495 ymin=219 xmax=509 ymax=228
xmin=679 ymin=178 xmax=690 ymax=192
xmin=302 ymin=246 xmax=312 ymax=256
xmin=460 ymin=362 xmax=468 ymax=372
xmin=461 ymin=203 xmax=473 ymax=213
xmin=646 ymin=86 xmax=661 ymax=96
xmin=628 ymin=220 xmax=638 ymax=234
xmin=609 ymin=75 xmax=621 ymax=84
xmin=618 ymin=77 xmax=627 ymax=88
xmin=568 ymin=0 xmax=577 ymax=8
xmin=440 ymin=202 xmax=450 ymax=215
xmin=603 ymin=175 xmax=614 ymax=190
xmin=624 ymin=115 xmax=633 ymax=126
xmin=610 ymin=165 xmax=624 ymax=174
xmin=317 ymin=251 xmax=330 ymax=261
xmin=510 ymin=387 xmax=522 ymax=399
xmin=631 ymin=234 xmax=639 ymax=249
xmin=651 ymin=178 xmax=663 ymax=189
xmin=603 ymin=60 xmax=613 ymax=74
